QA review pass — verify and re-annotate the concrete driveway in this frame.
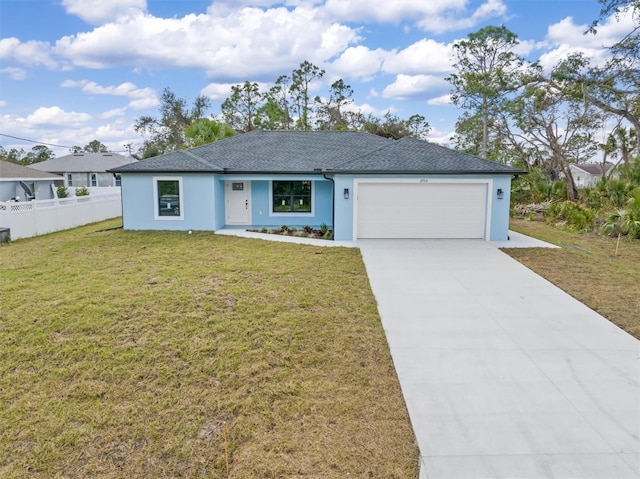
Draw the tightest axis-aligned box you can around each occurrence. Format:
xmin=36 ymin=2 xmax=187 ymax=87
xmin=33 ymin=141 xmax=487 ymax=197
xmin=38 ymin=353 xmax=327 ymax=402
xmin=358 ymin=239 xmax=640 ymax=479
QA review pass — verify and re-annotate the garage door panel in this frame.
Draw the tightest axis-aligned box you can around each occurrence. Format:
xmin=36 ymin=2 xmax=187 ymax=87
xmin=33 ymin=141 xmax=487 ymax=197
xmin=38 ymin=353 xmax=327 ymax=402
xmin=357 ymin=182 xmax=487 ymax=239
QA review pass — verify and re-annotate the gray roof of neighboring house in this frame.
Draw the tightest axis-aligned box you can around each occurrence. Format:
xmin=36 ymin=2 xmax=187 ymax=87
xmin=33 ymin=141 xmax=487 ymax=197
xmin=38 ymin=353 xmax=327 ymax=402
xmin=112 ymin=130 xmax=524 ymax=175
xmin=28 ymin=152 xmax=137 ymax=174
xmin=0 ymin=160 xmax=62 ymax=180
xmin=572 ymin=162 xmax=615 ymax=175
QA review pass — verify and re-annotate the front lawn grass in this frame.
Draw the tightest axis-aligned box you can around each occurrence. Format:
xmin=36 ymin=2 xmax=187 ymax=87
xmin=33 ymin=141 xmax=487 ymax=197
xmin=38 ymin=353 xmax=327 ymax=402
xmin=0 ymin=219 xmax=418 ymax=478
xmin=506 ymin=218 xmax=640 ymax=339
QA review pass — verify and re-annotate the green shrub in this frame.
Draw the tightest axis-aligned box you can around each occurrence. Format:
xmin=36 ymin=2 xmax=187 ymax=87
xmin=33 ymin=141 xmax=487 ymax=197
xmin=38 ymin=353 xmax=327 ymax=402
xmin=546 ymin=201 xmax=596 ymax=231
xmin=603 ymin=188 xmax=640 ymax=239
xmin=75 ymin=186 xmax=90 ymax=196
xmin=578 ymin=186 xmax=604 ymax=211
xmin=56 ymin=185 xmax=69 ymax=198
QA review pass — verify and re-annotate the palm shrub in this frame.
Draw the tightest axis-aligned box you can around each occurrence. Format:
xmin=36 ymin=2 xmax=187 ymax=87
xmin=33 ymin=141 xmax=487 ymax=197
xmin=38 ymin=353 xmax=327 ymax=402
xmin=601 ymin=179 xmax=632 ymax=209
xmin=546 ymin=201 xmax=596 ymax=231
xmin=602 ymin=189 xmax=640 ymax=240
xmin=579 ymin=186 xmax=604 ymax=211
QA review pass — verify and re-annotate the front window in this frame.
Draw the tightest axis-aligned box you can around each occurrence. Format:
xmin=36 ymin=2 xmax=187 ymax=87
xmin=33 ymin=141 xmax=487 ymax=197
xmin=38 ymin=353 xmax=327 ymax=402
xmin=272 ymin=181 xmax=312 ymax=213
xmin=154 ymin=177 xmax=183 ymax=219
xmin=115 ymin=175 xmax=121 ymax=187
xmin=91 ymin=174 xmax=97 ymax=187
xmin=67 ymin=174 xmax=73 ymax=186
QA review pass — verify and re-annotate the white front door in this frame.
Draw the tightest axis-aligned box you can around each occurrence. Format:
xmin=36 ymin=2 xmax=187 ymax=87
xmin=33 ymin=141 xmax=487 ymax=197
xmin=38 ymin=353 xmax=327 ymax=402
xmin=225 ymin=181 xmax=251 ymax=225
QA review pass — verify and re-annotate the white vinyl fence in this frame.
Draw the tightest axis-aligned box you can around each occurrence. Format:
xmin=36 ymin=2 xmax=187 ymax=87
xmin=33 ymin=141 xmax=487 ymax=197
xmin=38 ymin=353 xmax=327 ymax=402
xmin=0 ymin=189 xmax=122 ymax=241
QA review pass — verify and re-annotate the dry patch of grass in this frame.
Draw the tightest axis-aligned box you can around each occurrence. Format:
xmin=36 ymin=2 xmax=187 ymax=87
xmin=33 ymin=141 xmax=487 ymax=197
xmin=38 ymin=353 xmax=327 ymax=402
xmin=507 ymin=218 xmax=640 ymax=338
xmin=0 ymin=219 xmax=418 ymax=478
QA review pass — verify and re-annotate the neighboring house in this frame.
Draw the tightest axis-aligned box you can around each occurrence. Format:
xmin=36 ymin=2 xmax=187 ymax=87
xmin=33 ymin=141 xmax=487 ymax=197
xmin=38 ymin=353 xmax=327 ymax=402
xmin=112 ymin=131 xmax=524 ymax=241
xmin=0 ymin=160 xmax=62 ymax=202
xmin=28 ymin=152 xmax=136 ymax=188
xmin=570 ymin=162 xmax=619 ymax=188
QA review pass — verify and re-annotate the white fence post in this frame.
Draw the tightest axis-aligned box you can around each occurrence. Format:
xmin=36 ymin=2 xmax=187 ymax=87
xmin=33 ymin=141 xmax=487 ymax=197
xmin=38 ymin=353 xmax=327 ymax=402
xmin=0 ymin=189 xmax=122 ymax=240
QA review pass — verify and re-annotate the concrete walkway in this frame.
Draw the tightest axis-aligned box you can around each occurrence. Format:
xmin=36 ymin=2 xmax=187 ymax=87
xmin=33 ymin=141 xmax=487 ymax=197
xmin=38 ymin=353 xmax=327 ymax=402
xmin=359 ymin=239 xmax=640 ymax=479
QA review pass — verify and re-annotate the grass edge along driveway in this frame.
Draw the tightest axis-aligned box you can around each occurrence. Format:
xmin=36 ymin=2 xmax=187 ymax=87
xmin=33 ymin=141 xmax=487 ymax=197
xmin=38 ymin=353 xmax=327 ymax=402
xmin=0 ymin=219 xmax=419 ymax=478
xmin=506 ymin=218 xmax=640 ymax=339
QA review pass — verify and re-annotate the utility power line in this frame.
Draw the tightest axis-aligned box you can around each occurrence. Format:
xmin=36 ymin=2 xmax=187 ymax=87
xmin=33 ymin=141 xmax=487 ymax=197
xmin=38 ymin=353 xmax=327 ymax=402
xmin=0 ymin=133 xmax=74 ymax=149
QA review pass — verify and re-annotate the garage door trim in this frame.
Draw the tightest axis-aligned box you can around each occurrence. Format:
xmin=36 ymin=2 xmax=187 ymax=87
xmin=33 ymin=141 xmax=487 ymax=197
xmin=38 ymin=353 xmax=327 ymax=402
xmin=353 ymin=178 xmax=493 ymax=240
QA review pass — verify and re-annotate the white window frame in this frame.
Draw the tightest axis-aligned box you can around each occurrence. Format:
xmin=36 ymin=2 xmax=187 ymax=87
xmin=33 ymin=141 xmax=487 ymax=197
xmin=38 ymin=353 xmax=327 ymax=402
xmin=269 ymin=180 xmax=314 ymax=218
xmin=90 ymin=173 xmax=97 ymax=187
xmin=66 ymin=173 xmax=73 ymax=187
xmin=153 ymin=176 xmax=184 ymax=221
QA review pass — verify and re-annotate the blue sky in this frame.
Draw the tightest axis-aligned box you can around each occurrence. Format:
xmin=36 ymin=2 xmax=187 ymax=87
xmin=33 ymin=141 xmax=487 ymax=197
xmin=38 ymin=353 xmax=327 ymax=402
xmin=0 ymin=0 xmax=632 ymax=157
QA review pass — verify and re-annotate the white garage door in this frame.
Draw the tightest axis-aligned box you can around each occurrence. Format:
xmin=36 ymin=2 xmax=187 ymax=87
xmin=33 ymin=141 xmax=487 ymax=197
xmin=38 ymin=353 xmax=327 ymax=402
xmin=356 ymin=182 xmax=487 ymax=239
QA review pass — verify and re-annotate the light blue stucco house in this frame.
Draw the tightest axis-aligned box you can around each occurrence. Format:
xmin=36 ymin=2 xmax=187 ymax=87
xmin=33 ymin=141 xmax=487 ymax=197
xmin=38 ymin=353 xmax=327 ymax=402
xmin=112 ymin=131 xmax=523 ymax=241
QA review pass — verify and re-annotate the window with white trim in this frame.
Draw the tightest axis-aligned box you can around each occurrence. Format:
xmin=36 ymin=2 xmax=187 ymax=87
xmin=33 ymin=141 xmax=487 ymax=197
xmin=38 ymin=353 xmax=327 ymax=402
xmin=272 ymin=181 xmax=312 ymax=213
xmin=67 ymin=174 xmax=73 ymax=186
xmin=90 ymin=174 xmax=97 ymax=187
xmin=154 ymin=177 xmax=184 ymax=220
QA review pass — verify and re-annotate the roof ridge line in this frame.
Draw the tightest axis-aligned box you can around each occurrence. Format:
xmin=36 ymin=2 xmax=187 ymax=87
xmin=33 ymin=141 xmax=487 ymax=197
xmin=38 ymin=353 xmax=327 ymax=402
xmin=329 ymin=136 xmax=396 ymax=169
xmin=182 ymin=149 xmax=223 ymax=171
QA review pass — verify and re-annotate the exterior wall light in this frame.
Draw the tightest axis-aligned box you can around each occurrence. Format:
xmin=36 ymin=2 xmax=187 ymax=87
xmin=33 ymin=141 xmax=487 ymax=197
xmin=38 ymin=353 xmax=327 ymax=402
xmin=497 ymin=188 xmax=504 ymax=200
xmin=344 ymin=188 xmax=350 ymax=199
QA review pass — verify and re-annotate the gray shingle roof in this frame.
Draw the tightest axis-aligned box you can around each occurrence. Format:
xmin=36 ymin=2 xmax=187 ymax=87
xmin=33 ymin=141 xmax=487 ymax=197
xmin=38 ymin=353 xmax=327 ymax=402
xmin=112 ymin=131 xmax=524 ymax=175
xmin=0 ymin=160 xmax=62 ymax=180
xmin=28 ymin=152 xmax=136 ymax=173
xmin=572 ymin=162 xmax=615 ymax=175
xmin=331 ymin=136 xmax=523 ymax=174
xmin=114 ymin=149 xmax=223 ymax=172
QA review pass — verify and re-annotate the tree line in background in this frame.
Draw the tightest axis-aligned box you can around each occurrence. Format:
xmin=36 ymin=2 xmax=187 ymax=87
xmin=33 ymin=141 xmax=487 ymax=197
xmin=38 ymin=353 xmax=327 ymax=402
xmin=448 ymin=0 xmax=640 ymax=238
xmin=133 ymin=60 xmax=431 ymax=159
xmin=0 ymin=140 xmax=111 ymax=165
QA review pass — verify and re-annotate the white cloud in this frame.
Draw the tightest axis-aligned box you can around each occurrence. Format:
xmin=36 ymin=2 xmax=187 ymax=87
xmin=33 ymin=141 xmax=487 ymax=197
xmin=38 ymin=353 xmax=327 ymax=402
xmin=331 ymin=46 xmax=388 ymax=80
xmin=61 ymin=0 xmax=147 ymax=25
xmin=54 ymin=6 xmax=360 ymax=79
xmin=201 ymin=83 xmax=236 ymax=100
xmin=346 ymin=102 xmax=390 ymax=116
xmin=418 ymin=0 xmax=508 ymax=34
xmin=94 ymin=122 xmax=133 ymax=140
xmin=201 ymin=81 xmax=273 ymax=102
xmin=323 ymin=0 xmax=465 ymax=24
xmin=323 ymin=0 xmax=507 ymax=33
xmin=26 ymin=106 xmax=92 ymax=128
xmin=127 ymin=96 xmax=159 ymax=110
xmin=382 ymin=74 xmax=447 ymax=100
xmin=100 ymin=108 xmax=127 ymax=119
xmin=427 ymin=94 xmax=452 ymax=106
xmin=331 ymin=38 xmax=454 ymax=82
xmin=1 ymin=67 xmax=27 ymax=80
xmin=428 ymin=128 xmax=456 ymax=146
xmin=538 ymin=9 xmax=637 ymax=71
xmin=0 ymin=37 xmax=57 ymax=70
xmin=383 ymin=39 xmax=453 ymax=75
xmin=61 ymin=79 xmax=158 ymax=110
xmin=0 ymin=100 xmax=7 ymax=108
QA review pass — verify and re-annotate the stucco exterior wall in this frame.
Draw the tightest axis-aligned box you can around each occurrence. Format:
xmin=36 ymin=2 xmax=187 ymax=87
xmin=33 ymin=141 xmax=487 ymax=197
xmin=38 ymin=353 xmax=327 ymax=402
xmin=121 ymin=172 xmax=513 ymax=241
xmin=121 ymin=173 xmax=217 ymax=231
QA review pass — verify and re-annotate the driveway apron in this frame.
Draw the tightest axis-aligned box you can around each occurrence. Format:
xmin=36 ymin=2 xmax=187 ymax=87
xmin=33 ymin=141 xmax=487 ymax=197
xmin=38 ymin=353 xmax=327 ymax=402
xmin=358 ymin=239 xmax=640 ymax=479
